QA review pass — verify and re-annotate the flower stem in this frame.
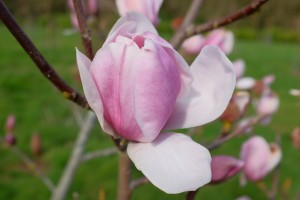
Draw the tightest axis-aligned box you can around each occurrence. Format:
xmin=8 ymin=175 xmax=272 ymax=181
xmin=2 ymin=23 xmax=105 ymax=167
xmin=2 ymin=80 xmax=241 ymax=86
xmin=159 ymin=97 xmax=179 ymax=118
xmin=117 ymin=152 xmax=132 ymax=200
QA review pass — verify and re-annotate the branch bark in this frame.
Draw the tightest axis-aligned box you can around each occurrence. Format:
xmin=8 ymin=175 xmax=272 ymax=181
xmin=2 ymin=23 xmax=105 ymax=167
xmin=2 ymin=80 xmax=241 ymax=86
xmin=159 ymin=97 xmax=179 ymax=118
xmin=81 ymin=147 xmax=118 ymax=163
xmin=170 ymin=0 xmax=205 ymax=48
xmin=51 ymin=112 xmax=96 ymax=200
xmin=171 ymin=0 xmax=270 ymax=49
xmin=72 ymin=0 xmax=94 ymax=60
xmin=0 ymin=0 xmax=89 ymax=109
xmin=117 ymin=152 xmax=132 ymax=200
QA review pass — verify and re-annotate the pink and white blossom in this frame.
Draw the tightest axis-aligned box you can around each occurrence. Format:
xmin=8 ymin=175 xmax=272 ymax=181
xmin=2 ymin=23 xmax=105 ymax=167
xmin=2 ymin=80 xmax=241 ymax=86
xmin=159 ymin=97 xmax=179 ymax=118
xmin=182 ymin=29 xmax=234 ymax=55
xmin=233 ymin=59 xmax=245 ymax=79
xmin=116 ymin=0 xmax=163 ymax=26
xmin=241 ymin=136 xmax=281 ymax=181
xmin=76 ymin=13 xmax=235 ymax=193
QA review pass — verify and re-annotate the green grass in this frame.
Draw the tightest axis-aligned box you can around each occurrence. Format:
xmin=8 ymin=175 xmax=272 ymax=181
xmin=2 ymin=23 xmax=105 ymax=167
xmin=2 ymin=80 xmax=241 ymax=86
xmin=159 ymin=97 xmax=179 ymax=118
xmin=1 ymin=21 xmax=300 ymax=200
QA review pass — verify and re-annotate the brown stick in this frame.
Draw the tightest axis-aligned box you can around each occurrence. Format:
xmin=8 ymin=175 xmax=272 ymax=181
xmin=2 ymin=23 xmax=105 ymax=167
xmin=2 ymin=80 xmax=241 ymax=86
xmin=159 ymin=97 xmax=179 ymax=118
xmin=170 ymin=0 xmax=205 ymax=47
xmin=172 ymin=0 xmax=270 ymax=49
xmin=72 ymin=0 xmax=94 ymax=60
xmin=117 ymin=152 xmax=132 ymax=200
xmin=0 ymin=0 xmax=89 ymax=109
xmin=186 ymin=190 xmax=199 ymax=200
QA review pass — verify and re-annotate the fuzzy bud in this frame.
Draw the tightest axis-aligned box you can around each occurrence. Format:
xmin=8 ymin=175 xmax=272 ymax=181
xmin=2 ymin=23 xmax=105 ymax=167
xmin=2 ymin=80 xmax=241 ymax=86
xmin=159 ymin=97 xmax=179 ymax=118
xmin=31 ymin=133 xmax=42 ymax=156
xmin=5 ymin=133 xmax=16 ymax=146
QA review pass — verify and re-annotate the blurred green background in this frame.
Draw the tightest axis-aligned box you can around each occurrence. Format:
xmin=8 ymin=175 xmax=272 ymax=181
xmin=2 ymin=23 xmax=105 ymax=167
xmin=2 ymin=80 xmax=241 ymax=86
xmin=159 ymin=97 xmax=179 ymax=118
xmin=1 ymin=0 xmax=300 ymax=199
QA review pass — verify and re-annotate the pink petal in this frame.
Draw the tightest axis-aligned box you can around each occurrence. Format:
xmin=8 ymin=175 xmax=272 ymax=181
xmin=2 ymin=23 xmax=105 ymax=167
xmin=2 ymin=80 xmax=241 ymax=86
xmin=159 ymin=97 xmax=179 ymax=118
xmin=256 ymin=93 xmax=279 ymax=116
xmin=233 ymin=59 xmax=245 ymax=79
xmin=89 ymin=43 xmax=149 ymax=141
xmin=266 ymin=143 xmax=282 ymax=172
xmin=241 ymin=136 xmax=270 ymax=181
xmin=211 ymin=155 xmax=244 ymax=183
xmin=76 ymin=49 xmax=116 ymax=137
xmin=104 ymin=12 xmax=157 ymax=46
xmin=132 ymin=39 xmax=181 ymax=142
xmin=164 ymin=45 xmax=236 ymax=130
xmin=222 ymin=31 xmax=234 ymax=54
xmin=116 ymin=0 xmax=163 ymax=26
xmin=127 ymin=132 xmax=211 ymax=194
xmin=181 ymin=34 xmax=206 ymax=55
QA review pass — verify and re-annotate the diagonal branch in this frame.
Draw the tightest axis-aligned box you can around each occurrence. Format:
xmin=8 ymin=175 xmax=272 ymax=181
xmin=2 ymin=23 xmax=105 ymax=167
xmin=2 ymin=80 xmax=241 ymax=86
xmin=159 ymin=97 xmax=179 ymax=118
xmin=172 ymin=0 xmax=270 ymax=49
xmin=72 ymin=0 xmax=94 ymax=60
xmin=170 ymin=0 xmax=205 ymax=47
xmin=0 ymin=0 xmax=89 ymax=109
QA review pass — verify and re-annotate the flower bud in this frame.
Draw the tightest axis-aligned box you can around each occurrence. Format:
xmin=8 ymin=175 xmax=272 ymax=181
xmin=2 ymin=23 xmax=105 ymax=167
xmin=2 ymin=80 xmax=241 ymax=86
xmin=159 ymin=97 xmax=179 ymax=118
xmin=291 ymin=127 xmax=300 ymax=150
xmin=31 ymin=133 xmax=42 ymax=156
xmin=211 ymin=155 xmax=244 ymax=184
xmin=5 ymin=133 xmax=16 ymax=146
xmin=219 ymin=99 xmax=240 ymax=123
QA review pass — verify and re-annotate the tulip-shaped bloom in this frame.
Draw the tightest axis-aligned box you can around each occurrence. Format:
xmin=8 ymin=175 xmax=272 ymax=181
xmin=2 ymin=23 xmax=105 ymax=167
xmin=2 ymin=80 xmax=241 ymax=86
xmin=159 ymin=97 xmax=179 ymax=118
xmin=116 ymin=0 xmax=163 ymax=26
xmin=181 ymin=29 xmax=234 ymax=55
xmin=241 ymin=136 xmax=281 ymax=181
xmin=76 ymin=13 xmax=235 ymax=193
xmin=211 ymin=156 xmax=244 ymax=183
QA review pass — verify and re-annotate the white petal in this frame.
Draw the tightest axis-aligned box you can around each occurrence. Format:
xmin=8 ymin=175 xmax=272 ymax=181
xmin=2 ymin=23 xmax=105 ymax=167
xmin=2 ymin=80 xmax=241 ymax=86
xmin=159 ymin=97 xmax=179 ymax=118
xmin=164 ymin=45 xmax=236 ymax=130
xmin=236 ymin=77 xmax=256 ymax=90
xmin=127 ymin=133 xmax=211 ymax=194
xmin=76 ymin=48 xmax=116 ymax=137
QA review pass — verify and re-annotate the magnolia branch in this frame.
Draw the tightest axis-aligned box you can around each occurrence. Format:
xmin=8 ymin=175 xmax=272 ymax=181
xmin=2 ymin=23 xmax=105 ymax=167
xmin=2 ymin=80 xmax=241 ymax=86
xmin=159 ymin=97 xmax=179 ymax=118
xmin=81 ymin=147 xmax=118 ymax=163
xmin=72 ymin=0 xmax=94 ymax=60
xmin=0 ymin=0 xmax=89 ymax=109
xmin=117 ymin=152 xmax=132 ymax=200
xmin=9 ymin=146 xmax=55 ymax=192
xmin=170 ymin=0 xmax=205 ymax=47
xmin=171 ymin=0 xmax=270 ymax=49
xmin=207 ymin=115 xmax=267 ymax=150
xmin=51 ymin=112 xmax=96 ymax=200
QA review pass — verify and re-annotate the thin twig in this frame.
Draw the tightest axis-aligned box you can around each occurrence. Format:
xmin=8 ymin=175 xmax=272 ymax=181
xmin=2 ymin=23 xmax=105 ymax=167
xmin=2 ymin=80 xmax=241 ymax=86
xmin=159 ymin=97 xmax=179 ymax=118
xmin=117 ymin=152 xmax=132 ymax=200
xmin=51 ymin=112 xmax=96 ymax=200
xmin=172 ymin=0 xmax=270 ymax=49
xmin=207 ymin=115 xmax=266 ymax=150
xmin=170 ymin=0 xmax=205 ymax=48
xmin=130 ymin=177 xmax=149 ymax=190
xmin=0 ymin=0 xmax=89 ymax=109
xmin=10 ymin=146 xmax=55 ymax=192
xmin=73 ymin=0 xmax=94 ymax=60
xmin=81 ymin=147 xmax=118 ymax=163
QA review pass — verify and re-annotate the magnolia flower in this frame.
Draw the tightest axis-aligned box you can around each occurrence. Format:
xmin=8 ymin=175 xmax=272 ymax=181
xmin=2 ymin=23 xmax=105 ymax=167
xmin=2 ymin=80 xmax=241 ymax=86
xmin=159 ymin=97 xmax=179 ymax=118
xmin=289 ymin=89 xmax=300 ymax=97
xmin=255 ymin=92 xmax=279 ymax=116
xmin=181 ymin=29 xmax=234 ymax=55
xmin=5 ymin=114 xmax=16 ymax=133
xmin=76 ymin=13 xmax=235 ymax=193
xmin=241 ymin=136 xmax=281 ymax=181
xmin=116 ymin=0 xmax=163 ymax=26
xmin=211 ymin=156 xmax=244 ymax=183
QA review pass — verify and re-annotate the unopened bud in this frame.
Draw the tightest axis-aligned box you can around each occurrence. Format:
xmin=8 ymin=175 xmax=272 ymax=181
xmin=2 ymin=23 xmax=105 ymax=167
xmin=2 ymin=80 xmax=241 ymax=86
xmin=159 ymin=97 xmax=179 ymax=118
xmin=291 ymin=127 xmax=300 ymax=150
xmin=5 ymin=114 xmax=16 ymax=133
xmin=31 ymin=133 xmax=42 ymax=156
xmin=211 ymin=155 xmax=244 ymax=184
xmin=5 ymin=133 xmax=16 ymax=146
xmin=220 ymin=99 xmax=241 ymax=123
xmin=252 ymin=80 xmax=264 ymax=96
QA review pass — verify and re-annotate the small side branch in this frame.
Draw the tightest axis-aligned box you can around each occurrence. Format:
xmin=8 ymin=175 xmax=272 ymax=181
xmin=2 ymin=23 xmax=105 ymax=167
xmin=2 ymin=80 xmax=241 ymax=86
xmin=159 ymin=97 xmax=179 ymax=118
xmin=73 ymin=0 xmax=94 ymax=60
xmin=81 ymin=147 xmax=118 ymax=163
xmin=51 ymin=112 xmax=96 ymax=200
xmin=130 ymin=177 xmax=149 ymax=190
xmin=0 ymin=0 xmax=89 ymax=109
xmin=10 ymin=146 xmax=55 ymax=192
xmin=172 ymin=0 xmax=270 ymax=48
xmin=170 ymin=0 xmax=205 ymax=48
